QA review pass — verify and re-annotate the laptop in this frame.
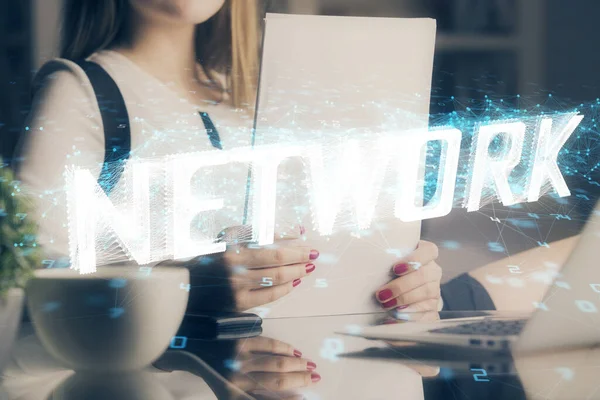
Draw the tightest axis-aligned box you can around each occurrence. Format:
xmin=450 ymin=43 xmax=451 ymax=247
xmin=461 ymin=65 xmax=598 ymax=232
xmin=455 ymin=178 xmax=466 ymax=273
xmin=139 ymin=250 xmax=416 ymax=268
xmin=340 ymin=200 xmax=600 ymax=354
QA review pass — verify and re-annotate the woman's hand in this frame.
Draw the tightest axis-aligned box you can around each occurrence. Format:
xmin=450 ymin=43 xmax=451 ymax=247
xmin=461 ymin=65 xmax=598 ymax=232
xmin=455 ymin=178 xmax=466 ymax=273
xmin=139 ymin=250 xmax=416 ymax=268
xmin=228 ymin=336 xmax=321 ymax=397
xmin=375 ymin=240 xmax=442 ymax=313
xmin=185 ymin=226 xmax=319 ymax=312
xmin=159 ymin=335 xmax=317 ymax=400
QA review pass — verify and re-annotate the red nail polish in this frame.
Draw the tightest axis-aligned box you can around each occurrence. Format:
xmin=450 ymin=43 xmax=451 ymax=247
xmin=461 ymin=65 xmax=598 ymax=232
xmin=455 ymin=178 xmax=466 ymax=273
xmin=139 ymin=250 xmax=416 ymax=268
xmin=397 ymin=304 xmax=409 ymax=310
xmin=294 ymin=349 xmax=302 ymax=357
xmin=300 ymin=225 xmax=306 ymax=235
xmin=393 ymin=263 xmax=409 ymax=275
xmin=306 ymin=263 xmax=316 ymax=273
xmin=310 ymin=250 xmax=320 ymax=260
xmin=382 ymin=298 xmax=398 ymax=308
xmin=378 ymin=289 xmax=393 ymax=302
xmin=307 ymin=361 xmax=317 ymax=371
xmin=311 ymin=373 xmax=321 ymax=382
xmin=293 ymin=279 xmax=302 ymax=287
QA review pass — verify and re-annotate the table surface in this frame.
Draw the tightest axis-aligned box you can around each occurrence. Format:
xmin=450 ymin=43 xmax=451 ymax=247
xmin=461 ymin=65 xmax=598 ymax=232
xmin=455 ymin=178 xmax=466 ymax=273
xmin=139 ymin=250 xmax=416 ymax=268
xmin=2 ymin=311 xmax=599 ymax=400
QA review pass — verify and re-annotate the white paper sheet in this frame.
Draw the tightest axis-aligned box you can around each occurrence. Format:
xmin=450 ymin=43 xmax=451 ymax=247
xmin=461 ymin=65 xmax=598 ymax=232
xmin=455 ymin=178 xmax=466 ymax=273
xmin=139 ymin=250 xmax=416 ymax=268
xmin=249 ymin=13 xmax=437 ymax=318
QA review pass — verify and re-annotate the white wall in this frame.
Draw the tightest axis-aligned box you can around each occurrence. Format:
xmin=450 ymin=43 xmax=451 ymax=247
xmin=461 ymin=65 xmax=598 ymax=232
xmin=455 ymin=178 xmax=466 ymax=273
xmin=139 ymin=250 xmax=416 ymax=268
xmin=32 ymin=0 xmax=63 ymax=69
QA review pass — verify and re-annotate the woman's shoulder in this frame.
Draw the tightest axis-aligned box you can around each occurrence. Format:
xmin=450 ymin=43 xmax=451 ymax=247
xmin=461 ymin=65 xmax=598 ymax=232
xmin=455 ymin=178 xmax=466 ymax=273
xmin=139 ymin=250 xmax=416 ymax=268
xmin=31 ymin=51 xmax=137 ymax=120
xmin=32 ymin=57 xmax=98 ymax=104
xmin=33 ymin=51 xmax=130 ymax=97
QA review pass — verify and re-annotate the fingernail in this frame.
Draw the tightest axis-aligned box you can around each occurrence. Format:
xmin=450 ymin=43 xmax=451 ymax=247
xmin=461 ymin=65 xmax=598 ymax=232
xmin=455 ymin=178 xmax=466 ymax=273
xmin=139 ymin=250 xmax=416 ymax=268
xmin=382 ymin=298 xmax=397 ymax=308
xmin=300 ymin=225 xmax=306 ymax=235
xmin=377 ymin=288 xmax=393 ymax=302
xmin=393 ymin=263 xmax=409 ymax=275
xmin=305 ymin=263 xmax=316 ymax=273
xmin=396 ymin=304 xmax=409 ymax=310
xmin=307 ymin=361 xmax=317 ymax=371
xmin=310 ymin=250 xmax=320 ymax=260
xmin=293 ymin=279 xmax=302 ymax=287
xmin=294 ymin=349 xmax=302 ymax=357
xmin=311 ymin=373 xmax=321 ymax=382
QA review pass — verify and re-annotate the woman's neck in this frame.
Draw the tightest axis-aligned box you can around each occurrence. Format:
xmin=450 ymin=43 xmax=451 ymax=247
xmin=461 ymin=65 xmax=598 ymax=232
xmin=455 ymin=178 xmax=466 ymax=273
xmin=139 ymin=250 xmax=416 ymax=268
xmin=114 ymin=17 xmax=199 ymax=89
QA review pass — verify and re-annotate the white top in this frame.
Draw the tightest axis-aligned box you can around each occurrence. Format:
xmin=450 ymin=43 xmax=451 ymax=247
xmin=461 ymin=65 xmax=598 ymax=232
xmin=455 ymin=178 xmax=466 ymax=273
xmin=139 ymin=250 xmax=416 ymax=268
xmin=16 ymin=50 xmax=254 ymax=260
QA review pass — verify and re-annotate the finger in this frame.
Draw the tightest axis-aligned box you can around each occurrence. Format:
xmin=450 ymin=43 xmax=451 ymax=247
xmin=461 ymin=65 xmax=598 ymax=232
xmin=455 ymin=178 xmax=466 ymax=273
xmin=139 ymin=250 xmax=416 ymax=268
xmin=236 ymin=336 xmax=301 ymax=358
xmin=273 ymin=225 xmax=306 ymax=241
xmin=385 ymin=282 xmax=441 ymax=310
xmin=234 ymin=371 xmax=319 ymax=392
xmin=249 ymin=229 xmax=305 ymax=246
xmin=239 ymin=355 xmax=316 ymax=373
xmin=236 ymin=279 xmax=302 ymax=309
xmin=393 ymin=309 xmax=441 ymax=323
xmin=391 ymin=240 xmax=439 ymax=276
xmin=391 ymin=298 xmax=441 ymax=314
xmin=226 ymin=245 xmax=319 ymax=269
xmin=376 ymin=262 xmax=442 ymax=305
xmin=242 ymin=263 xmax=316 ymax=288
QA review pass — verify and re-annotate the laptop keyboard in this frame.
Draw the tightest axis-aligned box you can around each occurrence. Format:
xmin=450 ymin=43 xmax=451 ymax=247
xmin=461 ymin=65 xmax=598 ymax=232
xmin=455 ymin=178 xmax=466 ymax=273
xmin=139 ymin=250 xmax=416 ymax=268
xmin=430 ymin=319 xmax=527 ymax=336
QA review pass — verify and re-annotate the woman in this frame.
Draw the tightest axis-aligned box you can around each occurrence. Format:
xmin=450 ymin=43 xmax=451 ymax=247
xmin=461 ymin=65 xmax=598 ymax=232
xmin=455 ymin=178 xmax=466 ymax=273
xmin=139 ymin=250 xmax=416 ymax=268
xmin=16 ymin=0 xmax=448 ymax=314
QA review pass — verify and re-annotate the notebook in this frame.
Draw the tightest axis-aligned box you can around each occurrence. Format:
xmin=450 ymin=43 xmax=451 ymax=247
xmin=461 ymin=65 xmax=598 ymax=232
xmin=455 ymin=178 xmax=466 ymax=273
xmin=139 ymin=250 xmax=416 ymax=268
xmin=248 ymin=13 xmax=437 ymax=318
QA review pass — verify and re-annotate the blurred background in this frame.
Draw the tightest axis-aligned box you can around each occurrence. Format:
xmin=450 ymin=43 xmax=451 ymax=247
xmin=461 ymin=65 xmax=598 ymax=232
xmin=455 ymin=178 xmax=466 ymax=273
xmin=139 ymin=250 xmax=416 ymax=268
xmin=1 ymin=0 xmax=599 ymax=280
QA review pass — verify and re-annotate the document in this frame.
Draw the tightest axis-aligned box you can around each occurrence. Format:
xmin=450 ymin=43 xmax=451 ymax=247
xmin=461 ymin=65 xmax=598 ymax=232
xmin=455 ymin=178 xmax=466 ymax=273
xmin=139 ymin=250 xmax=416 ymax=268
xmin=249 ymin=13 xmax=437 ymax=318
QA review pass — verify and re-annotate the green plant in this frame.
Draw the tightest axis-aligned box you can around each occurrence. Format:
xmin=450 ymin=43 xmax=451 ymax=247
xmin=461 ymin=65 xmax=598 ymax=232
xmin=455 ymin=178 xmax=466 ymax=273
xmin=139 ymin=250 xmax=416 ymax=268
xmin=0 ymin=161 xmax=42 ymax=298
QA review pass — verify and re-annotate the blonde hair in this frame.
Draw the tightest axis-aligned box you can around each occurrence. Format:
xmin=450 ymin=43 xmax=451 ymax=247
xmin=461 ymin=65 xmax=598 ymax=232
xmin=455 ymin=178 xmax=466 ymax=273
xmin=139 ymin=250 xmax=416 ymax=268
xmin=60 ymin=0 xmax=260 ymax=108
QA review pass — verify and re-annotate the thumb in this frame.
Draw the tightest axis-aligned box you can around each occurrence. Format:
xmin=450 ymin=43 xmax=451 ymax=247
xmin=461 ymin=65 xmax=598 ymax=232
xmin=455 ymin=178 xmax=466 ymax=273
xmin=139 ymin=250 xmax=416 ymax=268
xmin=274 ymin=224 xmax=305 ymax=241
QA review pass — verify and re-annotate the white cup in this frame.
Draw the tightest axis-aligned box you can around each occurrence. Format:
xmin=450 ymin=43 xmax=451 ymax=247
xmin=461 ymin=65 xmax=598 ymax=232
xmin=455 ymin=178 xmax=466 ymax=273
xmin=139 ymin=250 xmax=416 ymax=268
xmin=51 ymin=371 xmax=175 ymax=400
xmin=26 ymin=266 xmax=189 ymax=372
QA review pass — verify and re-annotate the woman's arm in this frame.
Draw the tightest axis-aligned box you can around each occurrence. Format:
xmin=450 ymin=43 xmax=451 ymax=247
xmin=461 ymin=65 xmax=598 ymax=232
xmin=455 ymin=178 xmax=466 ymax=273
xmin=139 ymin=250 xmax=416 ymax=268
xmin=15 ymin=60 xmax=104 ymax=260
xmin=468 ymin=235 xmax=580 ymax=312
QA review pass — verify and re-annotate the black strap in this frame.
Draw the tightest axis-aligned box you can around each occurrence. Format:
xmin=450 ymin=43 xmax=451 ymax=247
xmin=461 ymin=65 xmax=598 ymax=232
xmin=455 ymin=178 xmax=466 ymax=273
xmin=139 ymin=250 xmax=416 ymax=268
xmin=76 ymin=60 xmax=131 ymax=196
xmin=76 ymin=61 xmax=223 ymax=196
xmin=199 ymin=111 xmax=223 ymax=150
